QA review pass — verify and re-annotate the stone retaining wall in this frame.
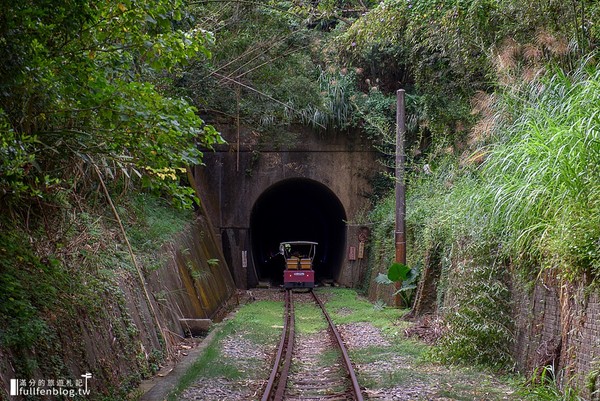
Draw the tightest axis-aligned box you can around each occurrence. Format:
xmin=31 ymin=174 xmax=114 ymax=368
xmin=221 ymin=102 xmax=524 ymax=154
xmin=511 ymin=272 xmax=600 ymax=398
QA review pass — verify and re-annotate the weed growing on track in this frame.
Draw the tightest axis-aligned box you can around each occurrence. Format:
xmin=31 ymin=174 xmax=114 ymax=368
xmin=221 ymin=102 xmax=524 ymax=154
xmin=233 ymin=300 xmax=283 ymax=343
xmin=294 ymin=302 xmax=328 ymax=334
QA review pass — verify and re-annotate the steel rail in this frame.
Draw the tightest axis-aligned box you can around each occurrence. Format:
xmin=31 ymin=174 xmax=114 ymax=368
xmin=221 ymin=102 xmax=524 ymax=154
xmin=263 ymin=290 xmax=363 ymax=401
xmin=274 ymin=290 xmax=294 ymax=400
xmin=311 ymin=290 xmax=364 ymax=401
xmin=261 ymin=290 xmax=295 ymax=401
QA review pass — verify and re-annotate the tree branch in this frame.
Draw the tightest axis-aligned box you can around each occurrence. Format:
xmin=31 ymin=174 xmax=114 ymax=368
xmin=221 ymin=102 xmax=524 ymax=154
xmin=92 ymin=161 xmax=172 ymax=356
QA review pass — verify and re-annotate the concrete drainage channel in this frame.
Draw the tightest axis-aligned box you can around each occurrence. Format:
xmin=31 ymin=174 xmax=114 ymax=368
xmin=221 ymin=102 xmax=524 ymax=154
xmin=139 ymin=324 xmax=223 ymax=401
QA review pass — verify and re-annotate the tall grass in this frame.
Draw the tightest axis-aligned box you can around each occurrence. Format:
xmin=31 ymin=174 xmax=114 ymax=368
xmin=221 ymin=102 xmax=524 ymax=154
xmin=367 ymin=58 xmax=599 ymax=371
xmin=474 ymin=61 xmax=600 ymax=279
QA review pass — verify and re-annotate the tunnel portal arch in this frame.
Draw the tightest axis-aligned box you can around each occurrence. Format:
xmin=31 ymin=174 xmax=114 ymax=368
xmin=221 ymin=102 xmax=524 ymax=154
xmin=250 ymin=178 xmax=347 ymax=285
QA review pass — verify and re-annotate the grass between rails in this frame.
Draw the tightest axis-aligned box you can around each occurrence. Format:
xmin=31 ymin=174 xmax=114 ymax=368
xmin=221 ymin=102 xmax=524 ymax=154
xmin=168 ymin=288 xmax=538 ymax=400
xmin=294 ymin=302 xmax=328 ymax=334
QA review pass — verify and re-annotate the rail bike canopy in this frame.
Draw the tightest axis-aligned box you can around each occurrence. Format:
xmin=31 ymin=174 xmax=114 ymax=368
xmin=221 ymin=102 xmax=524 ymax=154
xmin=279 ymin=241 xmax=318 ymax=261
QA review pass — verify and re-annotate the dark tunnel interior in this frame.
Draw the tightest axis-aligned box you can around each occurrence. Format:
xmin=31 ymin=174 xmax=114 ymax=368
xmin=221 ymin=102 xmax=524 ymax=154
xmin=250 ymin=178 xmax=347 ymax=286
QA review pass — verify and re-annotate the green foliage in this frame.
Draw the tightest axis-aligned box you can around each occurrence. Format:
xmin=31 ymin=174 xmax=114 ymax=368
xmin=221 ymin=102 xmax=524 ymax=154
xmin=587 ymin=360 xmax=600 ymax=398
xmin=354 ymin=89 xmax=397 ymax=139
xmin=0 ymin=0 xmax=222 ymax=210
xmin=0 ymin=235 xmax=52 ymax=349
xmin=128 ymin=194 xmax=192 ymax=251
xmin=367 ymin=144 xmax=515 ymax=370
xmin=302 ymin=69 xmax=360 ymax=130
xmin=365 ymin=51 xmax=599 ymax=370
xmin=0 ymin=191 xmax=194 ymax=395
xmin=335 ymin=0 xmax=600 ymax=143
xmin=435 ymin=259 xmax=513 ymax=369
xmin=375 ymin=262 xmax=419 ymax=305
xmin=517 ymin=366 xmax=584 ymax=400
xmin=179 ymin=1 xmax=408 ymax=138
xmin=364 ymin=193 xmax=395 ymax=295
xmin=0 ymin=115 xmax=39 ymax=198
xmin=367 ymin=151 xmax=461 ymax=283
xmin=336 ymin=0 xmax=484 ymax=134
xmin=126 ymin=193 xmax=193 ymax=273
xmin=180 ymin=2 xmax=325 ymax=131
xmin=387 ymin=262 xmax=411 ymax=282
xmin=474 ymin=61 xmax=600 ymax=279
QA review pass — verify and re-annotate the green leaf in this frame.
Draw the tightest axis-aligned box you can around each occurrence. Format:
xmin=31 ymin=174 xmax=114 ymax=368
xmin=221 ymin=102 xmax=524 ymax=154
xmin=375 ymin=273 xmax=393 ymax=285
xmin=387 ymin=262 xmax=411 ymax=282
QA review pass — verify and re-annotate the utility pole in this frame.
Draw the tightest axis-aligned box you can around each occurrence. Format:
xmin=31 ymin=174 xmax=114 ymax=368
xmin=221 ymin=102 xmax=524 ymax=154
xmin=395 ymin=89 xmax=406 ymax=308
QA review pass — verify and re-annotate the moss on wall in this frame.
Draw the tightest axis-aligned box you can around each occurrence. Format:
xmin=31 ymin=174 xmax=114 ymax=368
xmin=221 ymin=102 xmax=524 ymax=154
xmin=0 ymin=193 xmax=234 ymax=400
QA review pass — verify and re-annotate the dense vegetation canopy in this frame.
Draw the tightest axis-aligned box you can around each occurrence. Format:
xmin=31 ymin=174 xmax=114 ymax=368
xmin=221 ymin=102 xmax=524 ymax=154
xmin=0 ymin=0 xmax=222 ymax=211
xmin=0 ymin=0 xmax=599 ymax=397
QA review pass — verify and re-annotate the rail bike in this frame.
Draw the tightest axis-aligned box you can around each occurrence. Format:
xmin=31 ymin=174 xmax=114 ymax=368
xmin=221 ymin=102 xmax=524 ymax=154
xmin=280 ymin=241 xmax=318 ymax=289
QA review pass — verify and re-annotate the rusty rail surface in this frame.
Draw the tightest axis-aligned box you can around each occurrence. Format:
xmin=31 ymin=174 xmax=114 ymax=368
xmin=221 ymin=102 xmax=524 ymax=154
xmin=262 ymin=290 xmax=364 ymax=401
xmin=262 ymin=290 xmax=295 ymax=401
xmin=311 ymin=290 xmax=364 ymax=401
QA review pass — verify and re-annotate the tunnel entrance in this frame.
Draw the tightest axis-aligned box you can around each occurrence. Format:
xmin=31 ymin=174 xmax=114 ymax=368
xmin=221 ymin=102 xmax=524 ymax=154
xmin=250 ymin=178 xmax=347 ymax=286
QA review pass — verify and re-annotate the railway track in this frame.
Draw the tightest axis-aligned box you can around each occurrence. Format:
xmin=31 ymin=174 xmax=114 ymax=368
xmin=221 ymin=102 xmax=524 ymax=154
xmin=261 ymin=290 xmax=364 ymax=401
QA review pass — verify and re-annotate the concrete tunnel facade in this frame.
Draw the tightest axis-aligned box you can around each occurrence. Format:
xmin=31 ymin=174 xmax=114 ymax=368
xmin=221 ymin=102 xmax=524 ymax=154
xmin=193 ymin=125 xmax=383 ymax=289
